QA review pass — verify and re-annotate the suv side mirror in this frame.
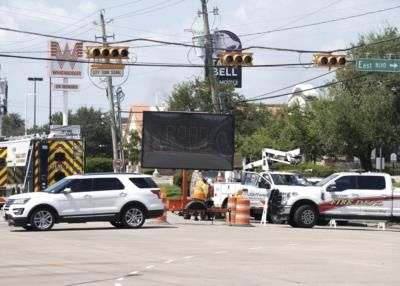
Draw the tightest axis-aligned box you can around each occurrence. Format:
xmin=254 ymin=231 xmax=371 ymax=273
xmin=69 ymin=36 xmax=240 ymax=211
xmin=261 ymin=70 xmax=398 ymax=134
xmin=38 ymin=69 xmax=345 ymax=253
xmin=62 ymin=188 xmax=72 ymax=194
xmin=326 ymin=184 xmax=336 ymax=192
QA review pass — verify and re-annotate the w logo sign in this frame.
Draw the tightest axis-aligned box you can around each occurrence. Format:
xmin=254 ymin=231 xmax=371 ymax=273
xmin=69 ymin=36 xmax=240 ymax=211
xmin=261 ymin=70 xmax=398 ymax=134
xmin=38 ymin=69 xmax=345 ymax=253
xmin=49 ymin=41 xmax=84 ymax=78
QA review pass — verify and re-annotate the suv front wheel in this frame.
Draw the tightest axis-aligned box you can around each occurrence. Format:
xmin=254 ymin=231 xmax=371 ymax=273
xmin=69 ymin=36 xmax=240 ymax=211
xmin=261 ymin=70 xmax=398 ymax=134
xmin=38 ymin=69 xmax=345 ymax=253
xmin=121 ymin=205 xmax=146 ymax=228
xmin=29 ymin=208 xmax=55 ymax=231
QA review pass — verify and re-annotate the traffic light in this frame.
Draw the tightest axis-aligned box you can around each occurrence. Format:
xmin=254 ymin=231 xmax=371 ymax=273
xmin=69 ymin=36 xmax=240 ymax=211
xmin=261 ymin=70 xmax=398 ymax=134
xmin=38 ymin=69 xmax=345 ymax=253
xmin=86 ymin=46 xmax=129 ymax=60
xmin=313 ymin=54 xmax=346 ymax=68
xmin=218 ymin=51 xmax=253 ymax=66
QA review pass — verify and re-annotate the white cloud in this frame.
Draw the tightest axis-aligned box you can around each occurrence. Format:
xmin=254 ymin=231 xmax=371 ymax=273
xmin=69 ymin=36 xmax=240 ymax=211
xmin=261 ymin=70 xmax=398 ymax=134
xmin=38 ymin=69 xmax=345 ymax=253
xmin=78 ymin=1 xmax=98 ymax=15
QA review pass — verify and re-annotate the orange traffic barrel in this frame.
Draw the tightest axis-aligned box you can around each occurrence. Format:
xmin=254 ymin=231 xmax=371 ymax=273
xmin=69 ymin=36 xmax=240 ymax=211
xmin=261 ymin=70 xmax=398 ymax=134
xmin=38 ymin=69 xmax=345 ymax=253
xmin=156 ymin=187 xmax=168 ymax=223
xmin=227 ymin=196 xmax=237 ymax=224
xmin=235 ymin=198 xmax=251 ymax=226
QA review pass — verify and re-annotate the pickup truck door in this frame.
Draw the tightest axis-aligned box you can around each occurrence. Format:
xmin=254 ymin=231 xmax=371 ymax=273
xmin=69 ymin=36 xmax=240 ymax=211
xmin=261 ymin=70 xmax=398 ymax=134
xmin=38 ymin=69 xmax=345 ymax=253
xmin=242 ymin=172 xmax=270 ymax=208
xmin=324 ymin=175 xmax=360 ymax=216
xmin=356 ymin=175 xmax=391 ymax=218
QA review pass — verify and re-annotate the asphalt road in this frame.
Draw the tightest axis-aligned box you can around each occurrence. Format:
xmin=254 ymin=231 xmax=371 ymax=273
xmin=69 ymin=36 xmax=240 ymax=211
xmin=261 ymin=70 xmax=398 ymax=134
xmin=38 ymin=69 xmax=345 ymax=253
xmin=1 ymin=214 xmax=399 ymax=286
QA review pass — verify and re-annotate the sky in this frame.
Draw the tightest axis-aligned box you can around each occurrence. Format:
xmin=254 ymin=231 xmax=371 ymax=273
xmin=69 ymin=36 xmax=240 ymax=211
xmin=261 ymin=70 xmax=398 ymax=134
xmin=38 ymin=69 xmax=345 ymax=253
xmin=0 ymin=0 xmax=400 ymax=128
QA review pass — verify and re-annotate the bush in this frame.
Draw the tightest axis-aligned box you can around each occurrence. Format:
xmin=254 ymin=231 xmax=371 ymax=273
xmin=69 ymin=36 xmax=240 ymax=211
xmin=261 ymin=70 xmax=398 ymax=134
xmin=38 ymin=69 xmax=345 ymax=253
xmin=85 ymin=157 xmax=113 ymax=173
xmin=159 ymin=184 xmax=182 ymax=198
xmin=173 ymin=171 xmax=192 ymax=190
xmin=273 ymin=162 xmax=334 ymax=178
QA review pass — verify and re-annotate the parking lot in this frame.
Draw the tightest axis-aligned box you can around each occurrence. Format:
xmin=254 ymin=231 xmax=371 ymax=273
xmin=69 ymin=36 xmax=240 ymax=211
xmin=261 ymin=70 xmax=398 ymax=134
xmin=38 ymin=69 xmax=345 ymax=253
xmin=1 ymin=214 xmax=400 ymax=286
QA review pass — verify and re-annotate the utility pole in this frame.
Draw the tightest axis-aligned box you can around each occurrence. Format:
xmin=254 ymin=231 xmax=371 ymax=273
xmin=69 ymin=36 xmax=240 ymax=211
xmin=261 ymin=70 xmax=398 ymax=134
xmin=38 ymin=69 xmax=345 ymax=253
xmin=200 ymin=0 xmax=219 ymax=113
xmin=98 ymin=11 xmax=119 ymax=172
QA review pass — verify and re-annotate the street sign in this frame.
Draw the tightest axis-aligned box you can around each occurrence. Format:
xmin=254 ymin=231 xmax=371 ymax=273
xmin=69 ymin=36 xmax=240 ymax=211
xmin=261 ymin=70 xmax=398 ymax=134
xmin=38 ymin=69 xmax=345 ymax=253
xmin=90 ymin=69 xmax=124 ymax=77
xmin=52 ymin=83 xmax=79 ymax=91
xmin=90 ymin=63 xmax=125 ymax=77
xmin=356 ymin=58 xmax=400 ymax=73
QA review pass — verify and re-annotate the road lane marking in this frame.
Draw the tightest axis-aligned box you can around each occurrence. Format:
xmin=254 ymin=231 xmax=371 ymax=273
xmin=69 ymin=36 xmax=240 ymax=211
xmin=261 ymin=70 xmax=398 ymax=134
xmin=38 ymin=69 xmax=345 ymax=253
xmin=214 ymin=251 xmax=227 ymax=254
xmin=145 ymin=265 xmax=155 ymax=269
xmin=165 ymin=259 xmax=175 ymax=264
xmin=183 ymin=256 xmax=194 ymax=259
xmin=117 ymin=277 xmax=124 ymax=281
xmin=249 ymin=247 xmax=263 ymax=250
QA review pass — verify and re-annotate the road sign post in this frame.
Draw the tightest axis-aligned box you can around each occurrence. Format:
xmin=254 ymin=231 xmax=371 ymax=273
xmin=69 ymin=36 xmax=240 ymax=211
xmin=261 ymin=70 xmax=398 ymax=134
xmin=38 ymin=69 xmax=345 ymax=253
xmin=356 ymin=58 xmax=400 ymax=73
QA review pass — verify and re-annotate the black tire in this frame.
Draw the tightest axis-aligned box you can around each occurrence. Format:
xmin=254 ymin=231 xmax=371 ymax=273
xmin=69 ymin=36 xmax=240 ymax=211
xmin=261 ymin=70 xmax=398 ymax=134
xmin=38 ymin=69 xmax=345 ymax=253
xmin=288 ymin=218 xmax=298 ymax=227
xmin=110 ymin=221 xmax=124 ymax=228
xmin=293 ymin=205 xmax=318 ymax=228
xmin=29 ymin=208 xmax=55 ymax=231
xmin=121 ymin=205 xmax=146 ymax=229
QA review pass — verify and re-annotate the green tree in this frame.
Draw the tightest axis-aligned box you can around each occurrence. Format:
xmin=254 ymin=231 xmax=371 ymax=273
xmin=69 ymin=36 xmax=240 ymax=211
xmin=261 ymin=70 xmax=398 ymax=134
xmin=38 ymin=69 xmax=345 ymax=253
xmin=51 ymin=107 xmax=112 ymax=158
xmin=324 ymin=27 xmax=400 ymax=170
xmin=124 ymin=130 xmax=141 ymax=164
xmin=1 ymin=113 xmax=25 ymax=136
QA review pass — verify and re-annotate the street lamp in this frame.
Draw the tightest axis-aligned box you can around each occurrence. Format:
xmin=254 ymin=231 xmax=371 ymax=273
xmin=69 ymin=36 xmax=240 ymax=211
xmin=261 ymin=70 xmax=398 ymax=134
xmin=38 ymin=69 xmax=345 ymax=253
xmin=27 ymin=77 xmax=43 ymax=133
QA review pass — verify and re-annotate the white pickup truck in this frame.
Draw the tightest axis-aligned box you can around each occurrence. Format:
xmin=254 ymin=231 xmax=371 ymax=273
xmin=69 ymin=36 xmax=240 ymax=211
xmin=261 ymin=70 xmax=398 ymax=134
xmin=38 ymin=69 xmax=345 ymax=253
xmin=213 ymin=171 xmax=311 ymax=219
xmin=269 ymin=172 xmax=400 ymax=228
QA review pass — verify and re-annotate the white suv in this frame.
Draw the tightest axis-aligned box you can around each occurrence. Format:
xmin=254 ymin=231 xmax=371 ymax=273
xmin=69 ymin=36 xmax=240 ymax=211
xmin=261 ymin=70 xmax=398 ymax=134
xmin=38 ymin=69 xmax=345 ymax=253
xmin=2 ymin=173 xmax=164 ymax=231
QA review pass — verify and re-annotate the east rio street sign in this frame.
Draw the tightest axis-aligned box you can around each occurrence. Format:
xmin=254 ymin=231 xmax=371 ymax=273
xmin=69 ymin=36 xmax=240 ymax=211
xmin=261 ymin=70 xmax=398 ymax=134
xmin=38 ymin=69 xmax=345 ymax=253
xmin=356 ymin=58 xmax=400 ymax=73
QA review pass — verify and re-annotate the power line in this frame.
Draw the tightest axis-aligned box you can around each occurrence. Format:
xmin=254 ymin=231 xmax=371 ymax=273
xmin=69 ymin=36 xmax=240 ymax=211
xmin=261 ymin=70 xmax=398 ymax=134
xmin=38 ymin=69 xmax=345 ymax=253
xmin=102 ymin=0 xmax=145 ymax=11
xmin=242 ymin=72 xmax=369 ymax=103
xmin=238 ymin=4 xmax=400 ymax=38
xmin=246 ymin=70 xmax=336 ymax=101
xmin=0 ymin=26 xmax=101 ymax=44
xmin=1 ymin=18 xmax=400 ymax=55
xmin=243 ymin=0 xmax=344 ymax=44
xmin=0 ymin=52 xmax=314 ymax=68
xmin=113 ymin=0 xmax=185 ymax=20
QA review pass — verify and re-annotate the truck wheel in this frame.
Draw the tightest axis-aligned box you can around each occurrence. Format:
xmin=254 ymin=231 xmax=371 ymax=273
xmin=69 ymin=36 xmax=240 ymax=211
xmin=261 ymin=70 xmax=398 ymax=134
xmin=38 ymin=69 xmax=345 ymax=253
xmin=294 ymin=205 xmax=317 ymax=228
xmin=29 ymin=208 xmax=55 ymax=231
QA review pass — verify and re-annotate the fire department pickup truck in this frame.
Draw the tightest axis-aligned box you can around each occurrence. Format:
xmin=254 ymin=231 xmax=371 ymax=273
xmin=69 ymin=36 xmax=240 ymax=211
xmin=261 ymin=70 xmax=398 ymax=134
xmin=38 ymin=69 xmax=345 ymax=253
xmin=269 ymin=172 xmax=400 ymax=228
xmin=213 ymin=171 xmax=310 ymax=219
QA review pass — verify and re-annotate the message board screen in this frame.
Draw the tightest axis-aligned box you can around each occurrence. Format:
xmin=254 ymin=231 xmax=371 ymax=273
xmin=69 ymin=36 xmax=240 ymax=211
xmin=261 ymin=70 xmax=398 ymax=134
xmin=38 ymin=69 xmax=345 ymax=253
xmin=141 ymin=111 xmax=234 ymax=170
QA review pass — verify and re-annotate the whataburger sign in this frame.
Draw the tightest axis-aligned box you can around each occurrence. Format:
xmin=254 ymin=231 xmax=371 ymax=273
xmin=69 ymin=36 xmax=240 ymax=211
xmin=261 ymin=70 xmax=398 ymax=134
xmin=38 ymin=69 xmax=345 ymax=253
xmin=48 ymin=41 xmax=83 ymax=78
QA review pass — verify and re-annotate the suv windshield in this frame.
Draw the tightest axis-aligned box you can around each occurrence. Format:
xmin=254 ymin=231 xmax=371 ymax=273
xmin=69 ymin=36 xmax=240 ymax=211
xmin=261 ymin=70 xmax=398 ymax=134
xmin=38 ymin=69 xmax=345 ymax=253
xmin=43 ymin=178 xmax=72 ymax=193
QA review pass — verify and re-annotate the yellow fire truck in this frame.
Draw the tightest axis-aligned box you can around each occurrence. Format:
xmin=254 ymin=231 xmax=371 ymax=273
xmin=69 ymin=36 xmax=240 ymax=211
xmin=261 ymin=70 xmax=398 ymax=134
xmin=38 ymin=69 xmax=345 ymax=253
xmin=0 ymin=134 xmax=84 ymax=196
